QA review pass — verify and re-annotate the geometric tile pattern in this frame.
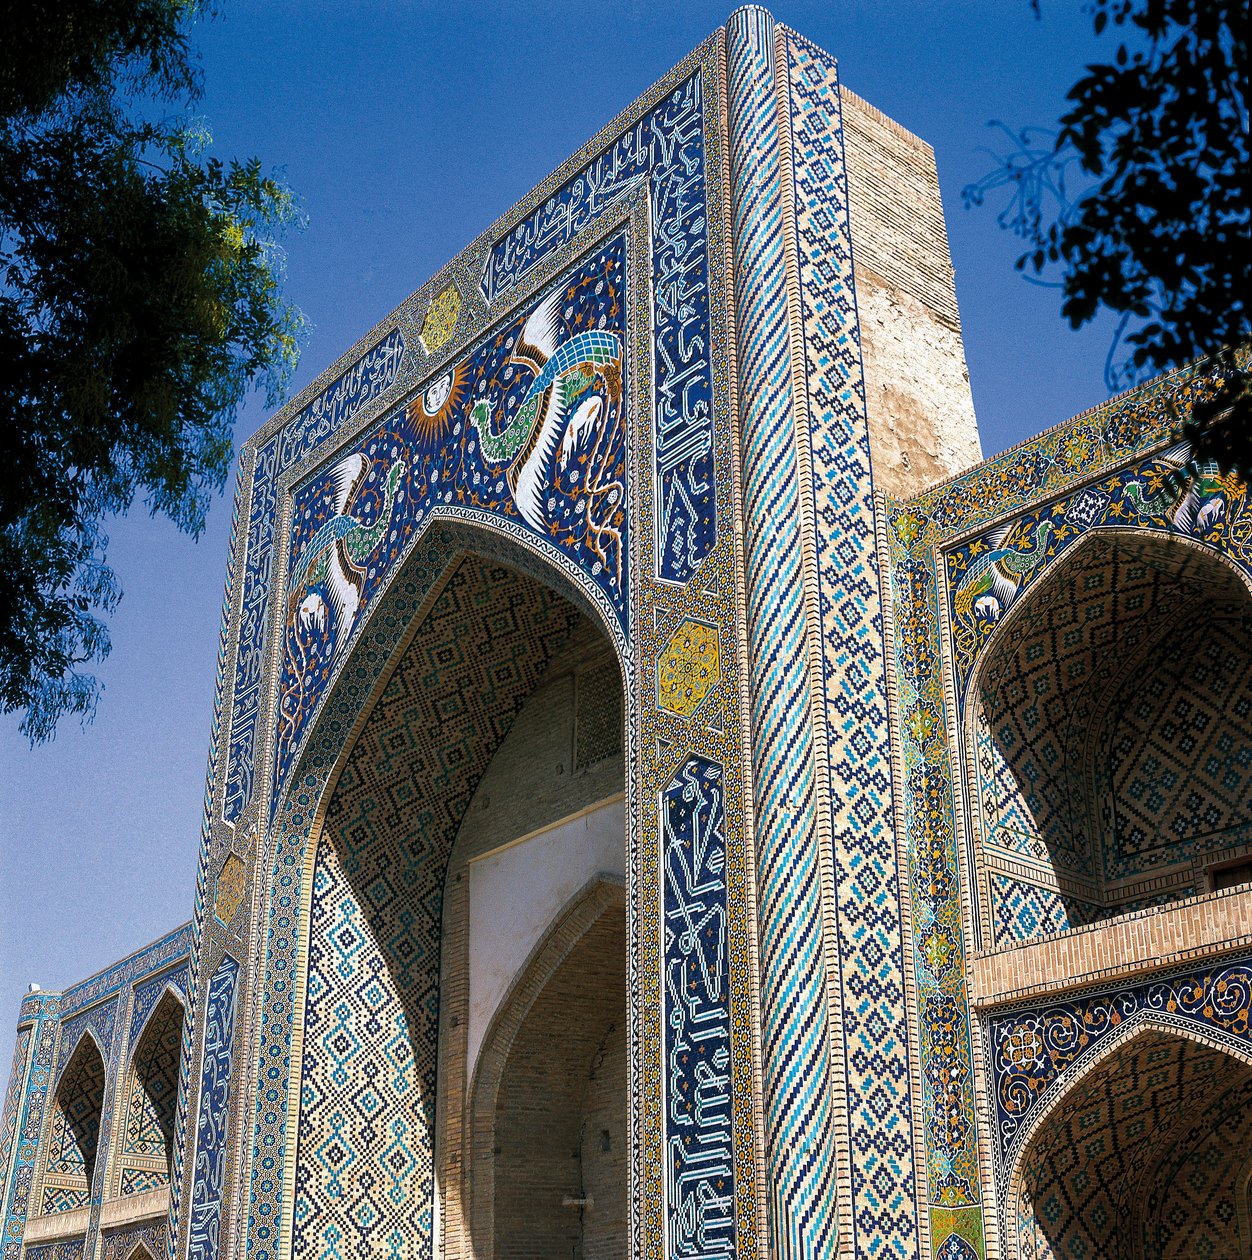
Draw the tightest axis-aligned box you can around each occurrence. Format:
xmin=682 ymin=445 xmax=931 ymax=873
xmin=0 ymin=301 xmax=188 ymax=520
xmin=126 ymin=967 xmax=189 ymax=1053
xmin=655 ymin=620 xmax=720 ymax=719
xmin=988 ymin=874 xmax=1099 ymax=942
xmin=783 ymin=29 xmax=920 ymax=1258
xmin=0 ymin=1032 xmax=28 ymax=1211
xmin=1013 ymin=1029 xmax=1252 ymax=1260
xmin=726 ymin=10 xmax=839 ymax=1255
xmin=100 ymin=1222 xmax=167 ymax=1260
xmin=119 ymin=993 xmax=183 ymax=1189
xmin=662 ymin=756 xmax=736 ymax=1258
xmin=890 ymin=356 xmax=1250 ymax=1254
xmin=293 ymin=558 xmax=580 ymax=1260
xmin=187 ymin=956 xmax=239 ymax=1260
xmin=971 ymin=533 xmax=1252 ymax=944
xmin=273 ymin=236 xmax=627 ymax=802
xmin=42 ymin=1034 xmax=106 ymax=1213
xmin=24 ymin=1242 xmax=84 ymax=1260
xmin=224 ymin=328 xmax=407 ymax=821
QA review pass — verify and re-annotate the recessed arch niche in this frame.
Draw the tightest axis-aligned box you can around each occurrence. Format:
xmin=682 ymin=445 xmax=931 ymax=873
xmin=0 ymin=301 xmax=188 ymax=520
xmin=967 ymin=530 xmax=1252 ymax=945
xmin=1009 ymin=1024 xmax=1252 ymax=1260
xmin=287 ymin=521 xmax=627 ymax=1260
xmin=41 ymin=1032 xmax=107 ymax=1214
xmin=118 ymin=990 xmax=185 ymax=1194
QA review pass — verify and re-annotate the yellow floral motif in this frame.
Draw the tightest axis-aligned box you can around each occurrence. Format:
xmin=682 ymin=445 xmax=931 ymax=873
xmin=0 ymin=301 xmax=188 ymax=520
xmin=420 ymin=284 xmax=462 ymax=353
xmin=657 ymin=619 xmax=721 ymax=718
xmin=213 ymin=853 xmax=248 ymax=926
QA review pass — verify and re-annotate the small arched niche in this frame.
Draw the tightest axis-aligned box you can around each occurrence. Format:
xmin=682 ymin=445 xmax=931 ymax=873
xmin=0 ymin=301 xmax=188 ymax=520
xmin=41 ymin=1033 xmax=107 ymax=1214
xmin=469 ymin=881 xmax=628 ymax=1260
xmin=1011 ymin=1025 xmax=1252 ymax=1260
xmin=969 ymin=531 xmax=1252 ymax=945
xmin=118 ymin=990 xmax=185 ymax=1193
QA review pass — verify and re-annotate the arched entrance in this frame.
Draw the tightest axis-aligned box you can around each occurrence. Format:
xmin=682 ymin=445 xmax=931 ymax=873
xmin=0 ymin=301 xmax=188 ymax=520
xmin=470 ymin=881 xmax=628 ymax=1260
xmin=968 ymin=531 xmax=1252 ymax=944
xmin=290 ymin=541 xmax=627 ymax=1260
xmin=1011 ymin=1025 xmax=1252 ymax=1260
xmin=40 ymin=1032 xmax=106 ymax=1214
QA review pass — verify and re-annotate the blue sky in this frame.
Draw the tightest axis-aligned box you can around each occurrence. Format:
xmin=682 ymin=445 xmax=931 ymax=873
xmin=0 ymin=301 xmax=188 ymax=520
xmin=0 ymin=1 xmax=1121 ymax=1069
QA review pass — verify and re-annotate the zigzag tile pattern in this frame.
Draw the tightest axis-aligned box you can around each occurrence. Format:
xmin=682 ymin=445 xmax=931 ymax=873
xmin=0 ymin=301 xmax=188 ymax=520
xmin=293 ymin=557 xmax=580 ymax=1260
xmin=726 ymin=9 xmax=839 ymax=1257
xmin=783 ymin=31 xmax=919 ymax=1258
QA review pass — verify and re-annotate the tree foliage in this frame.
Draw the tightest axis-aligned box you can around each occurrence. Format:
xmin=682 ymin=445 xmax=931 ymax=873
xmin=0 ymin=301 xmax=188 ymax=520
xmin=0 ymin=0 xmax=303 ymax=742
xmin=964 ymin=0 xmax=1249 ymax=465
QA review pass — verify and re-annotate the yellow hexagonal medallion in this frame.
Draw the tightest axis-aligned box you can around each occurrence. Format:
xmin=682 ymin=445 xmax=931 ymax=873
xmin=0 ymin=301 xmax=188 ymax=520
xmin=657 ymin=619 xmax=721 ymax=718
xmin=213 ymin=853 xmax=248 ymax=926
xmin=420 ymin=284 xmax=462 ymax=354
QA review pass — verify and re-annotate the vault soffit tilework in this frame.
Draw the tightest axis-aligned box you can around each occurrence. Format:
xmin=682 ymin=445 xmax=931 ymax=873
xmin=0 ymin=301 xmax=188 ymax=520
xmin=1013 ymin=1029 xmax=1252 ymax=1260
xmin=294 ymin=556 xmax=582 ymax=1260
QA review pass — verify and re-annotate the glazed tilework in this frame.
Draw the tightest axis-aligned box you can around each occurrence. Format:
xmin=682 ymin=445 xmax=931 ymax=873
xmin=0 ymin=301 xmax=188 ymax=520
xmin=42 ymin=1033 xmax=106 ymax=1214
xmin=0 ymin=999 xmax=56 ymax=1260
xmin=293 ymin=558 xmax=581 ymax=1260
xmin=119 ymin=993 xmax=183 ymax=1191
xmin=231 ymin=27 xmax=755 ymax=1260
xmin=662 ymin=756 xmax=736 ymax=1258
xmin=187 ymin=956 xmax=240 ymax=1260
xmin=274 ymin=236 xmax=628 ymax=802
xmin=224 ymin=329 xmax=408 ymax=821
xmin=725 ymin=12 xmax=839 ymax=1258
xmin=100 ymin=1221 xmax=168 ymax=1260
xmin=0 ymin=1032 xmax=28 ymax=1204
xmin=782 ymin=29 xmax=918 ymax=1259
xmin=986 ymin=951 xmax=1252 ymax=1223
xmin=24 ymin=1241 xmax=83 ymax=1260
xmin=887 ymin=356 xmax=1247 ymax=1257
xmin=1011 ymin=1028 xmax=1252 ymax=1260
xmin=127 ymin=968 xmax=189 ymax=1051
xmin=482 ymin=74 xmax=716 ymax=585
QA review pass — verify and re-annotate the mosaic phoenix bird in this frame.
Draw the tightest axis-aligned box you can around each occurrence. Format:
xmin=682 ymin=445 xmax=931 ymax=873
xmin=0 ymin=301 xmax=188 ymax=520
xmin=469 ymin=291 xmax=622 ymax=533
xmin=953 ymin=520 xmax=1055 ymax=623
xmin=287 ymin=453 xmax=407 ymax=649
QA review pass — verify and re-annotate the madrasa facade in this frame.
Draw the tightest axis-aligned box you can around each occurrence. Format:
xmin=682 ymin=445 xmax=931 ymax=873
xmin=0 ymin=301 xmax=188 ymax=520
xmin=4 ymin=9 xmax=1251 ymax=1260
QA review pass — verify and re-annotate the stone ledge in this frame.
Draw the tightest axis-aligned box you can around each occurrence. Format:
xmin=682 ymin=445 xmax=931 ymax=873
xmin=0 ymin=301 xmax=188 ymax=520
xmin=99 ymin=1187 xmax=170 ymax=1230
xmin=23 ymin=1208 xmax=88 ymax=1243
xmin=970 ymin=885 xmax=1252 ymax=1008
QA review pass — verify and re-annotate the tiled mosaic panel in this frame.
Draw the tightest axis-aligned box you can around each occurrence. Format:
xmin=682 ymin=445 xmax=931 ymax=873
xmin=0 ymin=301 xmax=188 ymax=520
xmin=224 ymin=329 xmax=407 ymax=820
xmin=483 ymin=74 xmax=716 ymax=584
xmin=1145 ymin=1072 xmax=1252 ymax=1258
xmin=945 ymin=443 xmax=1252 ymax=708
xmin=662 ymin=756 xmax=736 ymax=1259
xmin=725 ymin=11 xmax=839 ymax=1255
xmin=1 ymin=996 xmax=57 ymax=1260
xmin=42 ymin=1035 xmax=106 ymax=1213
xmin=187 ymin=955 xmax=239 ymax=1260
xmin=988 ymin=874 xmax=1099 ymax=942
xmin=294 ymin=558 xmax=581 ymax=1260
xmin=1014 ymin=1029 xmax=1252 ymax=1260
xmin=888 ymin=363 xmax=1250 ymax=1251
xmin=127 ymin=967 xmax=189 ymax=1050
xmin=54 ymin=1004 xmax=115 ymax=1088
xmin=0 ymin=1031 xmax=28 ymax=1206
xmin=784 ymin=30 xmax=919 ymax=1258
xmin=24 ymin=1241 xmax=84 ymax=1260
xmin=119 ymin=993 xmax=183 ymax=1192
xmin=275 ymin=235 xmax=627 ymax=802
xmin=1108 ymin=611 xmax=1252 ymax=876
xmin=100 ymin=1220 xmax=168 ymax=1260
xmin=987 ymin=954 xmax=1252 ymax=1192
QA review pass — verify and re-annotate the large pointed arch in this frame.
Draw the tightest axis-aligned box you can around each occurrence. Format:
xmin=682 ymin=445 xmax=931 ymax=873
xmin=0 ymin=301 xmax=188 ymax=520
xmin=117 ymin=989 xmax=186 ymax=1195
xmin=962 ymin=527 xmax=1252 ymax=946
xmin=250 ymin=514 xmax=634 ymax=1260
xmin=40 ymin=1029 xmax=107 ymax=1215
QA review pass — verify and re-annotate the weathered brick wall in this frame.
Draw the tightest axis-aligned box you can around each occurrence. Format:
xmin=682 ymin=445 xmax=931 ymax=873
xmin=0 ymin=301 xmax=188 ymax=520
xmin=840 ymin=86 xmax=983 ymax=498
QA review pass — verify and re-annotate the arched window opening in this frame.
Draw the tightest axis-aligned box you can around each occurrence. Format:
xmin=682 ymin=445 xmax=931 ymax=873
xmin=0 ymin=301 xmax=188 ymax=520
xmin=1013 ymin=1027 xmax=1252 ymax=1260
xmin=972 ymin=533 xmax=1252 ymax=945
xmin=41 ymin=1034 xmax=106 ymax=1214
xmin=119 ymin=991 xmax=184 ymax=1194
